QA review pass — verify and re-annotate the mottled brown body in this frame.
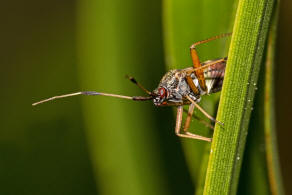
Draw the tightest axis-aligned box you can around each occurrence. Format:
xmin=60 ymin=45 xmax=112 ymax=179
xmin=149 ymin=33 xmax=231 ymax=142
xmin=153 ymin=58 xmax=227 ymax=107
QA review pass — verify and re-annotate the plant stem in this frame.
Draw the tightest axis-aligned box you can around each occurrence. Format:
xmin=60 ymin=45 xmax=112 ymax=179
xmin=264 ymin=2 xmax=285 ymax=194
xmin=163 ymin=1 xmax=236 ymax=190
xmin=203 ymin=0 xmax=276 ymax=194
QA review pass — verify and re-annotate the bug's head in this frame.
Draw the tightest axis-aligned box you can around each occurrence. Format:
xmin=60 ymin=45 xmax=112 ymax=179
xmin=152 ymin=86 xmax=169 ymax=106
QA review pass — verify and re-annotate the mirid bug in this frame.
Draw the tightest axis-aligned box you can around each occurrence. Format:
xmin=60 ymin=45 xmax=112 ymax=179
xmin=33 ymin=33 xmax=231 ymax=142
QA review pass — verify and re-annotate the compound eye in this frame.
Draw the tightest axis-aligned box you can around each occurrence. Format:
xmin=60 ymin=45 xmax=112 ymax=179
xmin=158 ymin=87 xmax=167 ymax=98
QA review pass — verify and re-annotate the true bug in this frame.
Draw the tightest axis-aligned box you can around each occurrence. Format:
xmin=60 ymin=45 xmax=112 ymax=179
xmin=33 ymin=33 xmax=231 ymax=142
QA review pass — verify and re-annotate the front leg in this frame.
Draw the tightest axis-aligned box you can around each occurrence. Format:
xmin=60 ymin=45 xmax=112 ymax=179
xmin=185 ymin=95 xmax=224 ymax=126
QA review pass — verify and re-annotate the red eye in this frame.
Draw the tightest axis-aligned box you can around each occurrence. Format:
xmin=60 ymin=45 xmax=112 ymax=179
xmin=158 ymin=87 xmax=167 ymax=98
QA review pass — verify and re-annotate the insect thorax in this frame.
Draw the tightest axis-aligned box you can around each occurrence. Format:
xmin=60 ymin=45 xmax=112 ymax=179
xmin=153 ymin=69 xmax=204 ymax=106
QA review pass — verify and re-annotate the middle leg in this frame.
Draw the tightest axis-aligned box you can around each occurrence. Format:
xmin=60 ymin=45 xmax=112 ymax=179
xmin=175 ymin=106 xmax=212 ymax=142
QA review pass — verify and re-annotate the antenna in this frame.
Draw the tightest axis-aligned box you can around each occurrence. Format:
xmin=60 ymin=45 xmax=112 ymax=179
xmin=32 ymin=91 xmax=153 ymax=106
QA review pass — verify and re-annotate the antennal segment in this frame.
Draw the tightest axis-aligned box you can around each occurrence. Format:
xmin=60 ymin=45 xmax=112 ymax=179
xmin=125 ymin=75 xmax=152 ymax=95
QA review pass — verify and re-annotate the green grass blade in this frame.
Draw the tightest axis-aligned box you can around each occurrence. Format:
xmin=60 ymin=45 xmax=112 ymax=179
xmin=163 ymin=0 xmax=237 ymax=192
xmin=77 ymin=1 xmax=172 ymax=194
xmin=204 ymin=0 xmax=276 ymax=194
xmin=264 ymin=3 xmax=285 ymax=194
xmin=237 ymin=59 xmax=270 ymax=195
xmin=237 ymin=3 xmax=284 ymax=194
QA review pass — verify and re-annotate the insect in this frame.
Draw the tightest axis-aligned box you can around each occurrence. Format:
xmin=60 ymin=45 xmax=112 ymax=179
xmin=33 ymin=33 xmax=231 ymax=142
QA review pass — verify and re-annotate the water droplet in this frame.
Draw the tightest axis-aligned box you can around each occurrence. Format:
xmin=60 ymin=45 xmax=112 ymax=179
xmin=210 ymin=149 xmax=213 ymax=153
xmin=251 ymin=107 xmax=254 ymax=110
xmin=254 ymin=83 xmax=256 ymax=86
xmin=248 ymin=99 xmax=251 ymax=102
xmin=237 ymin=156 xmax=240 ymax=160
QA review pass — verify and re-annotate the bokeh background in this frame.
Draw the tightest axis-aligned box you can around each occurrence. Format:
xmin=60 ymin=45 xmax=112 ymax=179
xmin=0 ymin=0 xmax=291 ymax=194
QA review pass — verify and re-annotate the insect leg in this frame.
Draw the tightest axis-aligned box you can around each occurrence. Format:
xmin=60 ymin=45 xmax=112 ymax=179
xmin=190 ymin=33 xmax=232 ymax=92
xmin=183 ymin=108 xmax=214 ymax=129
xmin=191 ymin=33 xmax=232 ymax=48
xmin=190 ymin=44 xmax=207 ymax=92
xmin=175 ymin=106 xmax=183 ymax=135
xmin=125 ymin=75 xmax=152 ymax=95
xmin=186 ymin=58 xmax=227 ymax=74
xmin=175 ymin=106 xmax=212 ymax=142
xmin=186 ymin=95 xmax=224 ymax=126
xmin=183 ymin=103 xmax=195 ymax=131
xmin=186 ymin=75 xmax=200 ymax=96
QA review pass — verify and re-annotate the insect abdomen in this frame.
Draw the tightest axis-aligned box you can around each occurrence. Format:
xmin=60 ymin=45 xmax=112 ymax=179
xmin=203 ymin=58 xmax=226 ymax=94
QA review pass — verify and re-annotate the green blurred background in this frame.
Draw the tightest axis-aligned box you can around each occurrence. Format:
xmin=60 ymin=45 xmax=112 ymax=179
xmin=0 ymin=0 xmax=291 ymax=194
